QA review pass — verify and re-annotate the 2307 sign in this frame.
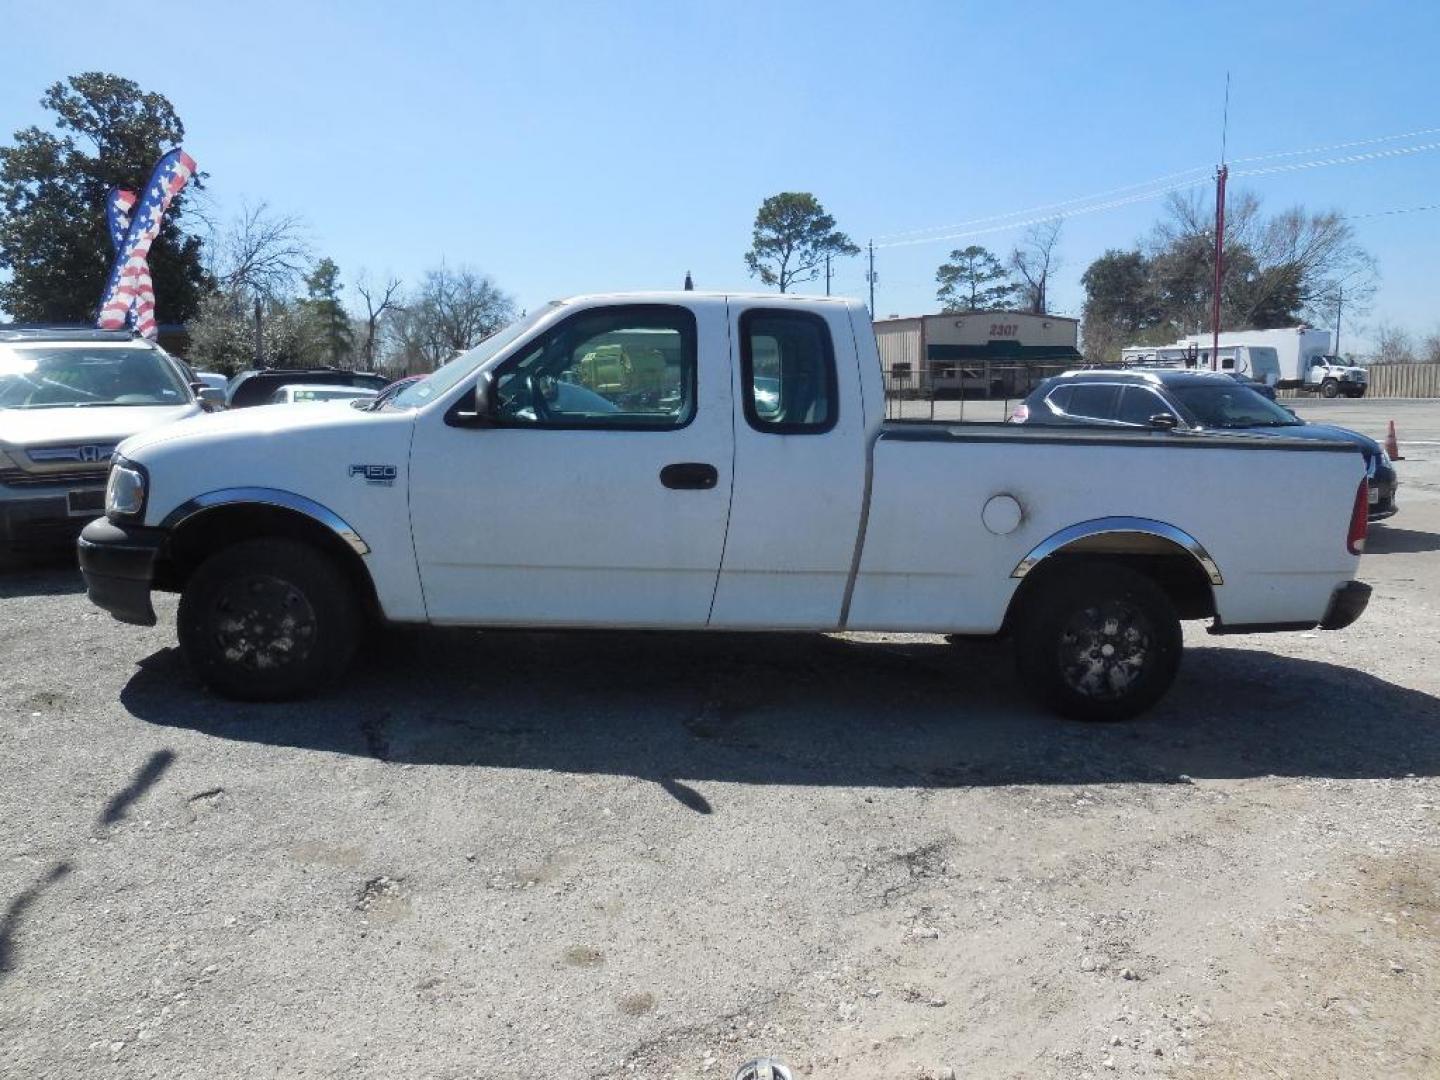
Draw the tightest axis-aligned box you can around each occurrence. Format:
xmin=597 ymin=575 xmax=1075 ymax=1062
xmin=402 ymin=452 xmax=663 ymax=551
xmin=989 ymin=323 xmax=1019 ymax=338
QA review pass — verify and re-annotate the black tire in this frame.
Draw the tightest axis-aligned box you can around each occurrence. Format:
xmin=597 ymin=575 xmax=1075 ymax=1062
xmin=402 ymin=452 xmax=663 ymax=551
xmin=177 ymin=538 xmax=359 ymax=701
xmin=1320 ymin=379 xmax=1340 ymax=399
xmin=1014 ymin=563 xmax=1182 ymax=721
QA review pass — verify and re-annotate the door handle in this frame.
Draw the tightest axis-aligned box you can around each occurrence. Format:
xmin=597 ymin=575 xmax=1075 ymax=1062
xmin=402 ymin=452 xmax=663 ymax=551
xmin=660 ymin=463 xmax=718 ymax=490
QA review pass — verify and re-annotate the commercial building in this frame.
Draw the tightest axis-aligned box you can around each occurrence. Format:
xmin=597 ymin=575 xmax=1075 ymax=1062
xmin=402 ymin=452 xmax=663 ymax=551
xmin=873 ymin=310 xmax=1081 ymax=397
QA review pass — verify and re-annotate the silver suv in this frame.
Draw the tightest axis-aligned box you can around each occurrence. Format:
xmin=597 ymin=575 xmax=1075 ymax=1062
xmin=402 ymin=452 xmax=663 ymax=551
xmin=0 ymin=328 xmax=201 ymax=555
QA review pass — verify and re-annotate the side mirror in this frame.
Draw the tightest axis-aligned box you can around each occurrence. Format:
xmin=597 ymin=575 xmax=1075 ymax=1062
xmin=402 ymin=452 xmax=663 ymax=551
xmin=445 ymin=372 xmax=497 ymax=429
xmin=1147 ymin=413 xmax=1180 ymax=431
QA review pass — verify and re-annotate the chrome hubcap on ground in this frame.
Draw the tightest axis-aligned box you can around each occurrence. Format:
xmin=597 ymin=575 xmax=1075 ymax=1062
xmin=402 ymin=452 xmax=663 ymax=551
xmin=211 ymin=574 xmax=317 ymax=670
xmin=1058 ymin=600 xmax=1151 ymax=701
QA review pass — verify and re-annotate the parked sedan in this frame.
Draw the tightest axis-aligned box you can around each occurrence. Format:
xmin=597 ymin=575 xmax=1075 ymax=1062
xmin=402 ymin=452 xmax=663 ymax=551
xmin=1011 ymin=369 xmax=1398 ymax=520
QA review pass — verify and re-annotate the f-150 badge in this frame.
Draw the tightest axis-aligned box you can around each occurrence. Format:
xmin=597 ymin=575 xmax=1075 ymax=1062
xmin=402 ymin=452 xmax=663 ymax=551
xmin=349 ymin=464 xmax=397 ymax=486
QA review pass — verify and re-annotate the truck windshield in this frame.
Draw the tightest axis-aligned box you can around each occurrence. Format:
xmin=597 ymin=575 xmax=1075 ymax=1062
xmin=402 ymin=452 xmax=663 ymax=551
xmin=1170 ymin=384 xmax=1303 ymax=429
xmin=387 ymin=305 xmax=561 ymax=409
xmin=0 ymin=345 xmax=190 ymax=409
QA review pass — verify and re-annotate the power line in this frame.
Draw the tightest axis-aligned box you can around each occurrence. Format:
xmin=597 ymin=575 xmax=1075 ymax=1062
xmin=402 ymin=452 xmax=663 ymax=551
xmin=872 ymin=164 xmax=1212 ymax=243
xmin=873 ymin=124 xmax=1440 ymax=250
xmin=1231 ymin=139 xmax=1440 ymax=177
xmin=1230 ymin=124 xmax=1440 ymax=164
xmin=874 ymin=175 xmax=1210 ymax=249
xmin=1344 ymin=202 xmax=1440 ymax=220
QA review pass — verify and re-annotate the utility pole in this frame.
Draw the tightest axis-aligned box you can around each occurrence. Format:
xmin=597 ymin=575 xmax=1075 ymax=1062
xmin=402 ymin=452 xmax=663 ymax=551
xmin=866 ymin=240 xmax=876 ymax=314
xmin=1210 ymin=72 xmax=1231 ymax=372
xmin=1210 ymin=163 xmax=1227 ymax=370
xmin=1334 ymin=284 xmax=1343 ymax=357
xmin=824 ymin=255 xmax=832 ymax=296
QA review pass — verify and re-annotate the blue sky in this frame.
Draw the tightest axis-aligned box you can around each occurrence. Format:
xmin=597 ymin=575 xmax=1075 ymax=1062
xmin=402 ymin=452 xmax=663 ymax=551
xmin=4 ymin=0 xmax=1437 ymax=351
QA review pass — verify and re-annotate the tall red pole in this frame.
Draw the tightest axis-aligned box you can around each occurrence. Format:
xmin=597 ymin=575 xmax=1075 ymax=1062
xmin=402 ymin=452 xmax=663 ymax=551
xmin=1210 ymin=164 xmax=1228 ymax=371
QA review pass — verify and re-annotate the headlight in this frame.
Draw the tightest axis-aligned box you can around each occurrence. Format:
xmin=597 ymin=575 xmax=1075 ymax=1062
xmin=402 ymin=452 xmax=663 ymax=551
xmin=106 ymin=458 xmax=148 ymax=520
xmin=1378 ymin=448 xmax=1392 ymax=469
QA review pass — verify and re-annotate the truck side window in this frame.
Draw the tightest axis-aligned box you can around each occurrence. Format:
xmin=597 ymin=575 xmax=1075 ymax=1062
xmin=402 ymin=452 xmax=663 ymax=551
xmin=739 ymin=309 xmax=838 ymax=434
xmin=492 ymin=305 xmax=696 ymax=429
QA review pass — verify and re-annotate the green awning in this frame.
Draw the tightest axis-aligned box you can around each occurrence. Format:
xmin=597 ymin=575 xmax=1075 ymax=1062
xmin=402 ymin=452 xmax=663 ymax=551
xmin=927 ymin=342 xmax=1082 ymax=363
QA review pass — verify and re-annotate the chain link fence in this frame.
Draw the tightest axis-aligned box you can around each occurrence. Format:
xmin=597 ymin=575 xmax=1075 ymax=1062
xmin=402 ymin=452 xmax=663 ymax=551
xmin=883 ymin=361 xmax=1084 ymax=421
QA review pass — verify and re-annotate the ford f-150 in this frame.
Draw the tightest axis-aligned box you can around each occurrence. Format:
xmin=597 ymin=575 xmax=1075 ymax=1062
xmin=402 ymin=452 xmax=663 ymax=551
xmin=77 ymin=293 xmax=1372 ymax=719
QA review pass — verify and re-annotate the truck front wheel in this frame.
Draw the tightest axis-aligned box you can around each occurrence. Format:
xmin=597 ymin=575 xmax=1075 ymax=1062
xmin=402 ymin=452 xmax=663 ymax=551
xmin=1014 ymin=563 xmax=1182 ymax=721
xmin=178 ymin=538 xmax=359 ymax=701
xmin=1320 ymin=379 xmax=1340 ymax=399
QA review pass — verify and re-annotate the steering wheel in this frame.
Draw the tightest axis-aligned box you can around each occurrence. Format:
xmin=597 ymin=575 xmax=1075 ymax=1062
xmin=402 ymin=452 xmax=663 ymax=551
xmin=525 ymin=372 xmax=552 ymax=422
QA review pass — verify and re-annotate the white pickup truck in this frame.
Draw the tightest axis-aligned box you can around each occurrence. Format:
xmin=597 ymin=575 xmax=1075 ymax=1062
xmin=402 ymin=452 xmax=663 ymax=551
xmin=78 ymin=292 xmax=1372 ymax=720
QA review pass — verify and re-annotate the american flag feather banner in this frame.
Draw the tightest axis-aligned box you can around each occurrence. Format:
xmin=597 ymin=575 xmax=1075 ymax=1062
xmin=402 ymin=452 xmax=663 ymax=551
xmin=96 ymin=148 xmax=197 ymax=339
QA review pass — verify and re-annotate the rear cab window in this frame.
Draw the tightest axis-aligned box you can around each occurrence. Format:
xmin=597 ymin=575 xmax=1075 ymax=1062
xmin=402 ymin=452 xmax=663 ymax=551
xmin=739 ymin=309 xmax=838 ymax=434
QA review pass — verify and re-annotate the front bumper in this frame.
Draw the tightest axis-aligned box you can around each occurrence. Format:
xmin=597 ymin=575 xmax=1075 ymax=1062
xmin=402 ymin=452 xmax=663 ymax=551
xmin=0 ymin=484 xmax=107 ymax=552
xmin=76 ymin=517 xmax=166 ymax=626
xmin=1319 ymin=580 xmax=1372 ymax=631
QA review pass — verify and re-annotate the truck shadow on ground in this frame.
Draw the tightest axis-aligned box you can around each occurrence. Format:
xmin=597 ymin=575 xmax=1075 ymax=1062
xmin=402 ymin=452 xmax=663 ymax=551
xmin=119 ymin=628 xmax=1440 ymax=795
xmin=1368 ymin=524 xmax=1440 ymax=554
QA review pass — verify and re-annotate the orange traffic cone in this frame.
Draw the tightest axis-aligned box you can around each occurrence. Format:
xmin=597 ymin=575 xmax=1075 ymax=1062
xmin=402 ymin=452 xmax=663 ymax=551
xmin=1385 ymin=420 xmax=1404 ymax=460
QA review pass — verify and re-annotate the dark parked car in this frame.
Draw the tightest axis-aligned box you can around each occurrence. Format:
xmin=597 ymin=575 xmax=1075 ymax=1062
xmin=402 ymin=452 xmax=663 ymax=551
xmin=225 ymin=367 xmax=390 ymax=409
xmin=1225 ymin=371 xmax=1277 ymax=400
xmin=1011 ymin=370 xmax=1397 ymax=520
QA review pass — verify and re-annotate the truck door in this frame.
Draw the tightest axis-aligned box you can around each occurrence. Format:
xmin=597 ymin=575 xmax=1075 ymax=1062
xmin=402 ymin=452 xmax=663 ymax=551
xmin=407 ymin=300 xmax=735 ymax=626
xmin=709 ymin=302 xmax=869 ymax=629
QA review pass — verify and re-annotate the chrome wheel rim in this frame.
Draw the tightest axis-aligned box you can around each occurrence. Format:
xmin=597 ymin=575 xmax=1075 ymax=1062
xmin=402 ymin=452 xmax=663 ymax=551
xmin=1058 ymin=599 xmax=1152 ymax=701
xmin=211 ymin=574 xmax=317 ymax=671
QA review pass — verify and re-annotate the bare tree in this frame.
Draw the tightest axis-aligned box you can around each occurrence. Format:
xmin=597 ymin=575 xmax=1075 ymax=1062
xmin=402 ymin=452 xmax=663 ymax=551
xmin=1009 ymin=219 xmax=1063 ymax=314
xmin=1150 ymin=190 xmax=1376 ymax=329
xmin=383 ymin=266 xmax=515 ymax=375
xmin=355 ymin=271 xmax=403 ymax=372
xmin=211 ymin=201 xmax=312 ymax=298
xmin=1370 ymin=322 xmax=1417 ymax=364
xmin=1421 ymin=327 xmax=1440 ymax=366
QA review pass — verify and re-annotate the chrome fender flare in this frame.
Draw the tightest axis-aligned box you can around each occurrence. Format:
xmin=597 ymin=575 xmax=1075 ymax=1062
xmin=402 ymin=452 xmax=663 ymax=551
xmin=159 ymin=487 xmax=370 ymax=556
xmin=1011 ymin=516 xmax=1223 ymax=586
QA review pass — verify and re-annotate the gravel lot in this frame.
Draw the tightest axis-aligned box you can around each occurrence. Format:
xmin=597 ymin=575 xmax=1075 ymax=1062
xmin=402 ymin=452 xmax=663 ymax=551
xmin=2 ymin=399 xmax=1437 ymax=1079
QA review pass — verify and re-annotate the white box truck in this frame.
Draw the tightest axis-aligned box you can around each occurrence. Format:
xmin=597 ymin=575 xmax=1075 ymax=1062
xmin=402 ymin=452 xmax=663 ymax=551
xmin=1122 ymin=329 xmax=1366 ymax=397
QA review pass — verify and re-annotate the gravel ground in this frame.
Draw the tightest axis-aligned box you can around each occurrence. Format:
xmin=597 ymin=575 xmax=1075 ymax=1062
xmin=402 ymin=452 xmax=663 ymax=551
xmin=1 ymin=399 xmax=1437 ymax=1079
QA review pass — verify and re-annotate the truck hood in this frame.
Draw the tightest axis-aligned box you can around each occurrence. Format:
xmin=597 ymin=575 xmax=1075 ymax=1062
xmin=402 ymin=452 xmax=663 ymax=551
xmin=118 ymin=401 xmax=377 ymax=458
xmin=0 ymin=403 xmax=200 ymax=453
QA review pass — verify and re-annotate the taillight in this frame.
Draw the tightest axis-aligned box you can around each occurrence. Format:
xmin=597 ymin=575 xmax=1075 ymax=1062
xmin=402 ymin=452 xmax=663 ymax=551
xmin=1347 ymin=479 xmax=1368 ymax=555
xmin=1010 ymin=402 xmax=1030 ymax=423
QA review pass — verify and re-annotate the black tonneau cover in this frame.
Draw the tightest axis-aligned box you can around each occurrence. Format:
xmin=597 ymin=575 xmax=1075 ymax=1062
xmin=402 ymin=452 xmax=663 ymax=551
xmin=879 ymin=421 xmax=1360 ymax=454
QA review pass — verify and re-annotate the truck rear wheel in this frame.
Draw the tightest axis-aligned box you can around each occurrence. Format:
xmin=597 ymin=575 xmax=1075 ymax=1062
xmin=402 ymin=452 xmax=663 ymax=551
xmin=177 ymin=538 xmax=359 ymax=701
xmin=1320 ymin=379 xmax=1340 ymax=399
xmin=1014 ymin=563 xmax=1182 ymax=721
